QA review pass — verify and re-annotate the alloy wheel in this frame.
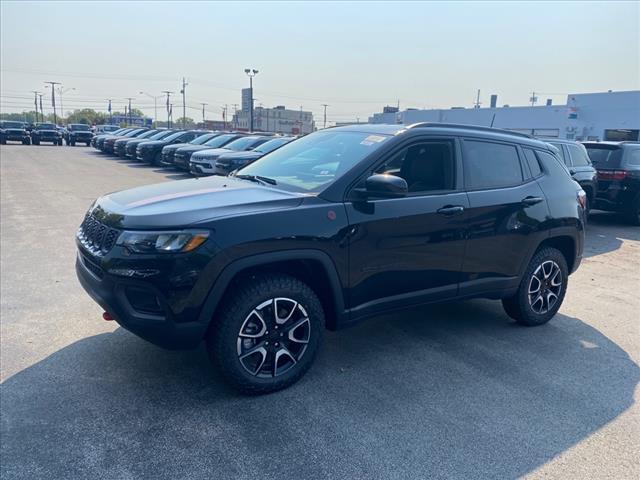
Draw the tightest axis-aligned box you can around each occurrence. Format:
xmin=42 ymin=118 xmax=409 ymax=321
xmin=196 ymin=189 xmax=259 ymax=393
xmin=528 ymin=260 xmax=563 ymax=314
xmin=236 ymin=298 xmax=311 ymax=378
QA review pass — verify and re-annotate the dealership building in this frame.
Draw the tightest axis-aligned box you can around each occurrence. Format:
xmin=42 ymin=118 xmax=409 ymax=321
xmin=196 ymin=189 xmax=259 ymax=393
xmin=368 ymin=90 xmax=640 ymax=141
xmin=232 ymin=88 xmax=315 ymax=134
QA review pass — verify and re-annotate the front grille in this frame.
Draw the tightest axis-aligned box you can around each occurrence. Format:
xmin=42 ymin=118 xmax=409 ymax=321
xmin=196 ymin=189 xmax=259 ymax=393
xmin=80 ymin=252 xmax=104 ymax=278
xmin=77 ymin=214 xmax=120 ymax=256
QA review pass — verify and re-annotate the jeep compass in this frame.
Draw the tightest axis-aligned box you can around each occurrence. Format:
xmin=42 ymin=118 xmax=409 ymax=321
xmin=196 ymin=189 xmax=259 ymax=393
xmin=76 ymin=123 xmax=586 ymax=394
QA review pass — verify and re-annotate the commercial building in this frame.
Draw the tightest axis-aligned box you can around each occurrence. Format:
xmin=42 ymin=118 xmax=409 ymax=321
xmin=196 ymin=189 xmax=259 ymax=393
xmin=368 ymin=90 xmax=640 ymax=141
xmin=233 ymin=105 xmax=315 ymax=135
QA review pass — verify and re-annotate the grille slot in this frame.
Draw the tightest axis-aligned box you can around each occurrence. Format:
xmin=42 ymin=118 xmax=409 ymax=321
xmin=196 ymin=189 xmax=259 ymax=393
xmin=77 ymin=214 xmax=120 ymax=256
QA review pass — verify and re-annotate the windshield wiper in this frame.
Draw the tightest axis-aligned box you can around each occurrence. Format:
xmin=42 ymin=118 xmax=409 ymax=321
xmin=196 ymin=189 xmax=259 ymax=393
xmin=235 ymin=174 xmax=277 ymax=186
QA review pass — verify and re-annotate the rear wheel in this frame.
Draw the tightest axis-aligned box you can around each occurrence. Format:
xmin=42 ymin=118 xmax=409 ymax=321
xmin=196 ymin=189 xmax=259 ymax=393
xmin=32 ymin=139 xmax=39 ymax=145
xmin=207 ymin=273 xmax=324 ymax=394
xmin=85 ymin=141 xmax=91 ymax=146
xmin=502 ymin=247 xmax=568 ymax=326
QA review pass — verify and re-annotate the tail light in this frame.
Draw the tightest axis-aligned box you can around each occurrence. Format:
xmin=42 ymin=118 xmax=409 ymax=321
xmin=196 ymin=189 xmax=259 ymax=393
xmin=577 ymin=190 xmax=587 ymax=210
xmin=597 ymin=170 xmax=628 ymax=181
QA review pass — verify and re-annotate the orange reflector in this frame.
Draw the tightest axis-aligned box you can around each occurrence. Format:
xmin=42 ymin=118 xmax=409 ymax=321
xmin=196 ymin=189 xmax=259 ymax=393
xmin=182 ymin=233 xmax=209 ymax=252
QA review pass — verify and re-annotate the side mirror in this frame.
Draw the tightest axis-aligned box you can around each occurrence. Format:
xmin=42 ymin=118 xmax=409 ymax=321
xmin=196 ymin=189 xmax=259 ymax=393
xmin=359 ymin=174 xmax=408 ymax=199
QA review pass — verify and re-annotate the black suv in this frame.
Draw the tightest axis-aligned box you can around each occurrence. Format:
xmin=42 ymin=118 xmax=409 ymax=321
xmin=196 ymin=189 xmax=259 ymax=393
xmin=543 ymin=138 xmax=598 ymax=215
xmin=583 ymin=141 xmax=640 ymax=225
xmin=64 ymin=123 xmax=93 ymax=146
xmin=31 ymin=123 xmax=63 ymax=145
xmin=76 ymin=123 xmax=586 ymax=394
xmin=0 ymin=121 xmax=31 ymax=145
xmin=135 ymin=130 xmax=204 ymax=165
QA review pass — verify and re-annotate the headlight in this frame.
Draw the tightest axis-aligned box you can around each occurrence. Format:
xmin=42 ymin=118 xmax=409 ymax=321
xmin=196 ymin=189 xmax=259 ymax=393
xmin=116 ymin=230 xmax=209 ymax=254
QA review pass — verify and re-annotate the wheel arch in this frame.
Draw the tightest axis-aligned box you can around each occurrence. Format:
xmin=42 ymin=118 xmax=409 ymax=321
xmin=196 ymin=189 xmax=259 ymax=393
xmin=198 ymin=250 xmax=347 ymax=333
xmin=535 ymin=235 xmax=577 ymax=273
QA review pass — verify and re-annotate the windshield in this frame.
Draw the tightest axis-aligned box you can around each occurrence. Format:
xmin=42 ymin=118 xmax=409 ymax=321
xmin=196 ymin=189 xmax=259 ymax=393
xmin=204 ymin=134 xmax=239 ymax=148
xmin=585 ymin=145 xmax=623 ymax=169
xmin=225 ymin=137 xmax=264 ymax=151
xmin=124 ymin=129 xmax=145 ymax=137
xmin=69 ymin=124 xmax=91 ymax=131
xmin=190 ymin=133 xmax=218 ymax=145
xmin=162 ymin=131 xmax=187 ymax=142
xmin=2 ymin=121 xmax=24 ymax=128
xmin=103 ymin=125 xmax=119 ymax=131
xmin=36 ymin=123 xmax=56 ymax=130
xmin=254 ymin=137 xmax=292 ymax=154
xmin=135 ymin=130 xmax=159 ymax=139
xmin=238 ymin=130 xmax=390 ymax=193
xmin=147 ymin=130 xmax=173 ymax=140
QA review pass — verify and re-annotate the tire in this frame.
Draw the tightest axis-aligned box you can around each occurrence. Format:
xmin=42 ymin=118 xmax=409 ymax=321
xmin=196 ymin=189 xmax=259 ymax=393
xmin=70 ymin=140 xmax=75 ymax=146
xmin=207 ymin=273 xmax=325 ymax=394
xmin=58 ymin=139 xmax=63 ymax=146
xmin=85 ymin=141 xmax=91 ymax=147
xmin=32 ymin=139 xmax=39 ymax=145
xmin=502 ymin=247 xmax=568 ymax=326
xmin=0 ymin=138 xmax=6 ymax=145
xmin=152 ymin=151 xmax=162 ymax=166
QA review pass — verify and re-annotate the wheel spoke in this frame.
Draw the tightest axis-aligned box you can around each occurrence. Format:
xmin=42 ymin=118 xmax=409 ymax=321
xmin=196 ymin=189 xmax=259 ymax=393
xmin=274 ymin=298 xmax=297 ymax=325
xmin=238 ymin=343 xmax=267 ymax=376
xmin=286 ymin=317 xmax=310 ymax=344
xmin=273 ymin=346 xmax=297 ymax=377
xmin=550 ymin=268 xmax=562 ymax=287
xmin=238 ymin=310 xmax=267 ymax=338
xmin=528 ymin=276 xmax=542 ymax=294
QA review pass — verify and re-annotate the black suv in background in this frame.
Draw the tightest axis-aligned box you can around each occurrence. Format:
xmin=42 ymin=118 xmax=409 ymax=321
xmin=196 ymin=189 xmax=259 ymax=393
xmin=76 ymin=123 xmax=586 ymax=394
xmin=0 ymin=121 xmax=31 ymax=145
xmin=160 ymin=132 xmax=220 ymax=167
xmin=91 ymin=127 xmax=129 ymax=148
xmin=544 ymin=138 xmax=597 ymax=214
xmin=135 ymin=130 xmax=207 ymax=165
xmin=173 ymin=133 xmax=245 ymax=170
xmin=583 ymin=141 xmax=640 ymax=225
xmin=31 ymin=123 xmax=63 ymax=145
xmin=212 ymin=136 xmax=294 ymax=176
xmin=64 ymin=123 xmax=93 ymax=146
xmin=189 ymin=135 xmax=272 ymax=176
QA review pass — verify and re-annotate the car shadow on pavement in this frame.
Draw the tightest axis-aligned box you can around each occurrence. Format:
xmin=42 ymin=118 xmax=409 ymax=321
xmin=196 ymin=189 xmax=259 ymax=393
xmin=584 ymin=211 xmax=639 ymax=258
xmin=1 ymin=299 xmax=638 ymax=479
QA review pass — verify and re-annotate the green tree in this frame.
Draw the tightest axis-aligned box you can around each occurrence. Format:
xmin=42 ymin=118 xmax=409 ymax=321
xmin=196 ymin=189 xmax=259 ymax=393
xmin=173 ymin=117 xmax=195 ymax=128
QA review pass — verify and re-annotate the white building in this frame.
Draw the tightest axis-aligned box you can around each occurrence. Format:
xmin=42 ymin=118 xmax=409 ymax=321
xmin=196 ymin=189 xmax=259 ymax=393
xmin=233 ymin=105 xmax=315 ymax=135
xmin=368 ymin=91 xmax=640 ymax=141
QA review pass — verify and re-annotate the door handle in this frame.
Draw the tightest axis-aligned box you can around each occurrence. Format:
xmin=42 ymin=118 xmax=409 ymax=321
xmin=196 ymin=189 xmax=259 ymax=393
xmin=521 ymin=196 xmax=544 ymax=206
xmin=437 ymin=205 xmax=465 ymax=216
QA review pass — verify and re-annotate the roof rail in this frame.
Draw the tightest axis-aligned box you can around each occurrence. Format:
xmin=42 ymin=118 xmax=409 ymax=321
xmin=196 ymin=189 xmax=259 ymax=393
xmin=406 ymin=122 xmax=534 ymax=139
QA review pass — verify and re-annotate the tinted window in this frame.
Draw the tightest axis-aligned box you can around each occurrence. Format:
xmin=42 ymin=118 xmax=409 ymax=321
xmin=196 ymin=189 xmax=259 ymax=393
xmin=69 ymin=124 xmax=90 ymax=131
xmin=537 ymin=150 xmax=573 ymax=179
xmin=190 ymin=133 xmax=218 ymax=145
xmin=225 ymin=137 xmax=266 ymax=151
xmin=585 ymin=145 xmax=623 ymax=169
xmin=36 ymin=123 xmax=56 ymax=130
xmin=463 ymin=140 xmax=523 ymax=189
xmin=204 ymin=134 xmax=240 ymax=148
xmin=3 ymin=121 xmax=24 ymax=128
xmin=567 ymin=144 xmax=591 ymax=166
xmin=523 ymin=149 xmax=542 ymax=177
xmin=376 ymin=141 xmax=455 ymax=193
xmin=625 ymin=148 xmax=640 ymax=167
xmin=548 ymin=143 xmax=568 ymax=165
xmin=254 ymin=137 xmax=293 ymax=154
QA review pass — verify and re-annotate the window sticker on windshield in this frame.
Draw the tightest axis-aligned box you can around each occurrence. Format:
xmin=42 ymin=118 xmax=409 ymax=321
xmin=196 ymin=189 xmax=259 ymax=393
xmin=361 ymin=135 xmax=386 ymax=146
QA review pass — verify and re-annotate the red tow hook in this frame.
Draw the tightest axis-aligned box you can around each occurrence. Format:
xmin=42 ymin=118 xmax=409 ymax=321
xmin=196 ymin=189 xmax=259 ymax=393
xmin=102 ymin=312 xmax=114 ymax=321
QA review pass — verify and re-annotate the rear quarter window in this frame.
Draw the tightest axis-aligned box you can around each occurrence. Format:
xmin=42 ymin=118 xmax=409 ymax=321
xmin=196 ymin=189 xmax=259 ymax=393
xmin=623 ymin=147 xmax=640 ymax=167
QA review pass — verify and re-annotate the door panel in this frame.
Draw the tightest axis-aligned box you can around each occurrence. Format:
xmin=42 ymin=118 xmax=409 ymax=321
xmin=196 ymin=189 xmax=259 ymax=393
xmin=345 ymin=192 xmax=469 ymax=315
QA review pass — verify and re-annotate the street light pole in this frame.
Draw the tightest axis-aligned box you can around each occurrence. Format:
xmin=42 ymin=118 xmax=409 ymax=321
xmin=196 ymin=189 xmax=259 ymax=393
xmin=139 ymin=92 xmax=159 ymax=126
xmin=58 ymin=87 xmax=75 ymax=123
xmin=200 ymin=102 xmax=207 ymax=128
xmin=125 ymin=97 xmax=134 ymax=126
xmin=31 ymin=91 xmax=41 ymax=123
xmin=321 ymin=104 xmax=329 ymax=129
xmin=180 ymin=77 xmax=188 ymax=128
xmin=106 ymin=99 xmax=113 ymax=124
xmin=244 ymin=68 xmax=259 ymax=132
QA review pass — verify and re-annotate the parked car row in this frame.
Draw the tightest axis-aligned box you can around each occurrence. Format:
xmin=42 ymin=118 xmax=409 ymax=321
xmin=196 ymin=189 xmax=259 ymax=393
xmin=0 ymin=121 xmax=122 ymax=146
xmin=91 ymin=127 xmax=295 ymax=177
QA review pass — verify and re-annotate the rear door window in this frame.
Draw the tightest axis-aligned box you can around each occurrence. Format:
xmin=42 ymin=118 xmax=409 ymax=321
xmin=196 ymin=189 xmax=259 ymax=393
xmin=624 ymin=148 xmax=640 ymax=167
xmin=567 ymin=144 xmax=591 ymax=166
xmin=548 ymin=143 xmax=569 ymax=166
xmin=463 ymin=140 xmax=523 ymax=189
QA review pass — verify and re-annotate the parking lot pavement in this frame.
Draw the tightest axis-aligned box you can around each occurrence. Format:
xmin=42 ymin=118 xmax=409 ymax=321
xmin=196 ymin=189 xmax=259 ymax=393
xmin=1 ymin=144 xmax=638 ymax=479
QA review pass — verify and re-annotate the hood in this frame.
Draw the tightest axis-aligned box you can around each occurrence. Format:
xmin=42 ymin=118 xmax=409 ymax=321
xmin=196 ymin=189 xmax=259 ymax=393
xmin=175 ymin=144 xmax=211 ymax=154
xmin=36 ymin=129 xmax=58 ymax=133
xmin=138 ymin=140 xmax=170 ymax=149
xmin=127 ymin=138 xmax=154 ymax=146
xmin=93 ymin=175 xmax=303 ymax=229
xmin=192 ymin=147 xmax=232 ymax=159
xmin=162 ymin=142 xmax=190 ymax=152
xmin=216 ymin=151 xmax=262 ymax=163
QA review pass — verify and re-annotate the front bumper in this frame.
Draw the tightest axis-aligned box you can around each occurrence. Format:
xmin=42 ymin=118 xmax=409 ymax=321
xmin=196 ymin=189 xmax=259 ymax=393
xmin=173 ymin=153 xmax=193 ymax=170
xmin=75 ymin=250 xmax=210 ymax=350
xmin=160 ymin=150 xmax=176 ymax=166
xmin=189 ymin=158 xmax=217 ymax=175
xmin=70 ymin=135 xmax=93 ymax=143
xmin=136 ymin=148 xmax=156 ymax=162
xmin=2 ymin=131 xmax=29 ymax=141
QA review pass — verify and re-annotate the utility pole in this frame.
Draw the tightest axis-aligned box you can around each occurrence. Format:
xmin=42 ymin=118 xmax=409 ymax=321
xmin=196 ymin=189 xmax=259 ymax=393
xmin=474 ymin=89 xmax=481 ymax=109
xmin=222 ymin=104 xmax=228 ymax=130
xmin=244 ymin=68 xmax=259 ymax=132
xmin=180 ymin=77 xmax=188 ymax=128
xmin=162 ymin=91 xmax=173 ymax=128
xmin=530 ymin=91 xmax=538 ymax=106
xmin=106 ymin=99 xmax=113 ymax=124
xmin=38 ymin=94 xmax=44 ymax=122
xmin=169 ymin=103 xmax=173 ymax=128
xmin=140 ymin=92 xmax=160 ymax=126
xmin=232 ymin=104 xmax=239 ymax=129
xmin=200 ymin=103 xmax=207 ymax=129
xmin=31 ymin=91 xmax=41 ymax=123
xmin=58 ymin=87 xmax=75 ymax=123
xmin=321 ymin=104 xmax=329 ymax=129
xmin=45 ymin=81 xmax=61 ymax=124
xmin=125 ymin=97 xmax=134 ymax=126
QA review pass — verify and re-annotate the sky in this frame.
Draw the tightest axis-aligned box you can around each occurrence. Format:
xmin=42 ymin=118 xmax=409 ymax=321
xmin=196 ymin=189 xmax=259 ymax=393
xmin=1 ymin=0 xmax=639 ymax=125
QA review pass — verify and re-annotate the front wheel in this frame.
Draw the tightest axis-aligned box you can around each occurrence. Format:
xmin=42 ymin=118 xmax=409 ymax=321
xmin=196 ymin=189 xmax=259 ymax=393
xmin=207 ymin=274 xmax=324 ymax=394
xmin=502 ymin=247 xmax=568 ymax=326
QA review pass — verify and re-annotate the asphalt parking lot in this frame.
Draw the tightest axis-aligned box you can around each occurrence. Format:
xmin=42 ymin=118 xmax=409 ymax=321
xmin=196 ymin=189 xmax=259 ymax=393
xmin=1 ymin=144 xmax=638 ymax=479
